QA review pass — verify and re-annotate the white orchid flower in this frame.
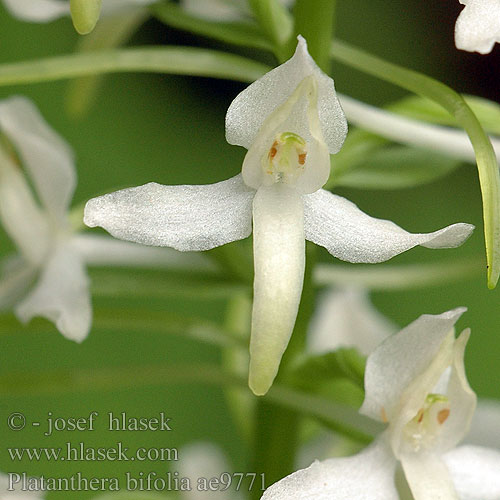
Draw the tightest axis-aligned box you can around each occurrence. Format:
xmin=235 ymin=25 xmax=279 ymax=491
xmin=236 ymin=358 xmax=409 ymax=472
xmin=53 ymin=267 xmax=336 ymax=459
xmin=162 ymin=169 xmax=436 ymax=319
xmin=455 ymin=0 xmax=500 ymax=54
xmin=181 ymin=0 xmax=294 ymax=22
xmin=1 ymin=0 xmax=155 ymax=24
xmin=84 ymin=37 xmax=474 ymax=395
xmin=307 ymin=287 xmax=396 ymax=356
xmin=0 ymin=473 xmax=44 ymax=499
xmin=262 ymin=308 xmax=500 ymax=500
xmin=0 ymin=96 xmax=207 ymax=342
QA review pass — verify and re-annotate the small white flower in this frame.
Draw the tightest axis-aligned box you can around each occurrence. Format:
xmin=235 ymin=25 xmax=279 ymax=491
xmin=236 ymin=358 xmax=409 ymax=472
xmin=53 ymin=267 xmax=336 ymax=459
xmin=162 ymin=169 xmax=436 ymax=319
xmin=1 ymin=0 xmax=155 ymax=24
xmin=455 ymin=0 xmax=500 ymax=54
xmin=262 ymin=308 xmax=500 ymax=500
xmin=85 ymin=37 xmax=474 ymax=395
xmin=0 ymin=96 xmax=205 ymax=342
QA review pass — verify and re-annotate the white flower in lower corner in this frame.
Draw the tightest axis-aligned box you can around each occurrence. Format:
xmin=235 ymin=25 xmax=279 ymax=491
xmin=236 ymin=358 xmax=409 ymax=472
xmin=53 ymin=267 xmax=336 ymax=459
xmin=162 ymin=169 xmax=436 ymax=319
xmin=84 ymin=36 xmax=474 ymax=396
xmin=1 ymin=0 xmax=155 ymax=25
xmin=262 ymin=308 xmax=500 ymax=500
xmin=0 ymin=96 xmax=206 ymax=342
xmin=454 ymin=0 xmax=500 ymax=54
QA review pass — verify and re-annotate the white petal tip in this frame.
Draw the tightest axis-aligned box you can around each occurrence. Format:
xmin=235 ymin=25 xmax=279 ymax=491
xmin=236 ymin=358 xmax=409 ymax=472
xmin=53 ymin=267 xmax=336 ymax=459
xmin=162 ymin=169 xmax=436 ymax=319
xmin=423 ymin=223 xmax=475 ymax=249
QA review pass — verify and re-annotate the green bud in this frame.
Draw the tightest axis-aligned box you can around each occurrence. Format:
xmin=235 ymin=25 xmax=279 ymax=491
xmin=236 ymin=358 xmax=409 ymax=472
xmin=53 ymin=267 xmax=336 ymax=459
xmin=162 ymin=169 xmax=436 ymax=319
xmin=70 ymin=0 xmax=102 ymax=35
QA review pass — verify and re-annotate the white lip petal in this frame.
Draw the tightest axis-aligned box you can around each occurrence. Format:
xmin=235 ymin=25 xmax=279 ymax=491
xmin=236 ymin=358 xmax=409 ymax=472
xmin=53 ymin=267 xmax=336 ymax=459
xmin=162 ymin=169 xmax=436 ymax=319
xmin=443 ymin=445 xmax=500 ymax=499
xmin=72 ymin=233 xmax=215 ymax=271
xmin=0 ymin=148 xmax=50 ymax=265
xmin=0 ymin=96 xmax=76 ymax=220
xmin=302 ymin=189 xmax=474 ymax=263
xmin=15 ymin=242 xmax=92 ymax=342
xmin=307 ymin=287 xmax=396 ymax=356
xmin=454 ymin=0 xmax=500 ymax=54
xmin=400 ymin=452 xmax=459 ymax=500
xmin=360 ymin=308 xmax=466 ymax=423
xmin=226 ymin=36 xmax=347 ymax=154
xmin=0 ymin=255 xmax=36 ymax=310
xmin=249 ymin=184 xmax=305 ymax=396
xmin=261 ymin=437 xmax=399 ymax=500
xmin=84 ymin=174 xmax=255 ymax=252
xmin=2 ymin=0 xmax=70 ymax=22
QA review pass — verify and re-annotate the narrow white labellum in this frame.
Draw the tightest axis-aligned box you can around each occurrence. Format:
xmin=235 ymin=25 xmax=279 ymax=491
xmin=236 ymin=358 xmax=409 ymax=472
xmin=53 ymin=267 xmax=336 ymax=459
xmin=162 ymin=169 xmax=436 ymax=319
xmin=249 ymin=183 xmax=304 ymax=396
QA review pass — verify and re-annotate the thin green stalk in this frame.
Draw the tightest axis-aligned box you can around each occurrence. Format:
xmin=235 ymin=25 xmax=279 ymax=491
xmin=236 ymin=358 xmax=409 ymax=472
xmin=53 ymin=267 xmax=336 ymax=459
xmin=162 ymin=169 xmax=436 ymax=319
xmin=293 ymin=0 xmax=337 ymax=72
xmin=248 ymin=0 xmax=294 ymax=62
xmin=330 ymin=39 xmax=500 ymax=288
xmin=0 ymin=46 xmax=270 ymax=86
xmin=0 ymin=362 xmax=382 ymax=439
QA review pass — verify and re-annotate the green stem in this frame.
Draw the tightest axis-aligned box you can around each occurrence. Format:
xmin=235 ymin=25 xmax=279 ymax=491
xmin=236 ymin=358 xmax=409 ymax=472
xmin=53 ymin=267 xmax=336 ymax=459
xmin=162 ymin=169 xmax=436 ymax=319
xmin=330 ymin=39 xmax=500 ymax=288
xmin=248 ymin=0 xmax=294 ymax=62
xmin=0 ymin=362 xmax=382 ymax=439
xmin=0 ymin=46 xmax=270 ymax=86
xmin=250 ymin=242 xmax=316 ymax=498
xmin=293 ymin=0 xmax=337 ymax=72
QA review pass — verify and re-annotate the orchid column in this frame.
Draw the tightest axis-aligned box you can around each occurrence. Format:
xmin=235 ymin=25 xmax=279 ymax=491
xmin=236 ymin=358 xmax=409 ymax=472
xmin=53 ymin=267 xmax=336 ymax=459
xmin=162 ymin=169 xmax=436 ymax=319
xmin=85 ymin=37 xmax=474 ymax=396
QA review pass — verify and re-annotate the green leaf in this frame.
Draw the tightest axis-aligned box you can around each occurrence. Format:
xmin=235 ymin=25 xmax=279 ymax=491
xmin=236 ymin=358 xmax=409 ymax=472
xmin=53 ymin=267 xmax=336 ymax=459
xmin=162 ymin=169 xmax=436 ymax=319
xmin=0 ymin=46 xmax=270 ymax=87
xmin=331 ymin=39 xmax=500 ymax=288
xmin=314 ymin=258 xmax=482 ymax=290
xmin=152 ymin=3 xmax=273 ymax=51
xmin=333 ymin=145 xmax=462 ymax=190
xmin=288 ymin=348 xmax=366 ymax=391
xmin=389 ymin=94 xmax=500 ymax=136
xmin=0 ymin=362 xmax=383 ymax=441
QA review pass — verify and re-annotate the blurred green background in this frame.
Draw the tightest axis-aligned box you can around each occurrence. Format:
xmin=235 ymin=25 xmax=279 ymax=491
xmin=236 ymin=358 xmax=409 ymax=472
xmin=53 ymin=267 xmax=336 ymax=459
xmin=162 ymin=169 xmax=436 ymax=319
xmin=0 ymin=1 xmax=499 ymax=498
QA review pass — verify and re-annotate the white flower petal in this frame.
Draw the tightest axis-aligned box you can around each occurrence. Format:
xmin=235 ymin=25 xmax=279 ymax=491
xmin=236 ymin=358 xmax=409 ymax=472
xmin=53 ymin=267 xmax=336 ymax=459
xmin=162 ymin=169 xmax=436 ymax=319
xmin=0 ymin=147 xmax=50 ymax=265
xmin=307 ymin=287 xmax=396 ymax=356
xmin=465 ymin=399 xmax=500 ymax=449
xmin=226 ymin=36 xmax=347 ymax=155
xmin=455 ymin=0 xmax=500 ymax=54
xmin=15 ymin=242 xmax=91 ymax=342
xmin=401 ymin=452 xmax=459 ymax=500
xmin=0 ymin=96 xmax=76 ymax=220
xmin=443 ymin=445 xmax=500 ymax=500
xmin=249 ymin=184 xmax=305 ymax=396
xmin=261 ymin=437 xmax=399 ymax=500
xmin=1 ymin=0 xmax=69 ymax=22
xmin=84 ymin=174 xmax=255 ymax=252
xmin=303 ymin=189 xmax=474 ymax=263
xmin=360 ymin=308 xmax=466 ymax=423
xmin=0 ymin=256 xmax=36 ymax=310
xmin=438 ymin=330 xmax=477 ymax=452
xmin=73 ymin=233 xmax=216 ymax=271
